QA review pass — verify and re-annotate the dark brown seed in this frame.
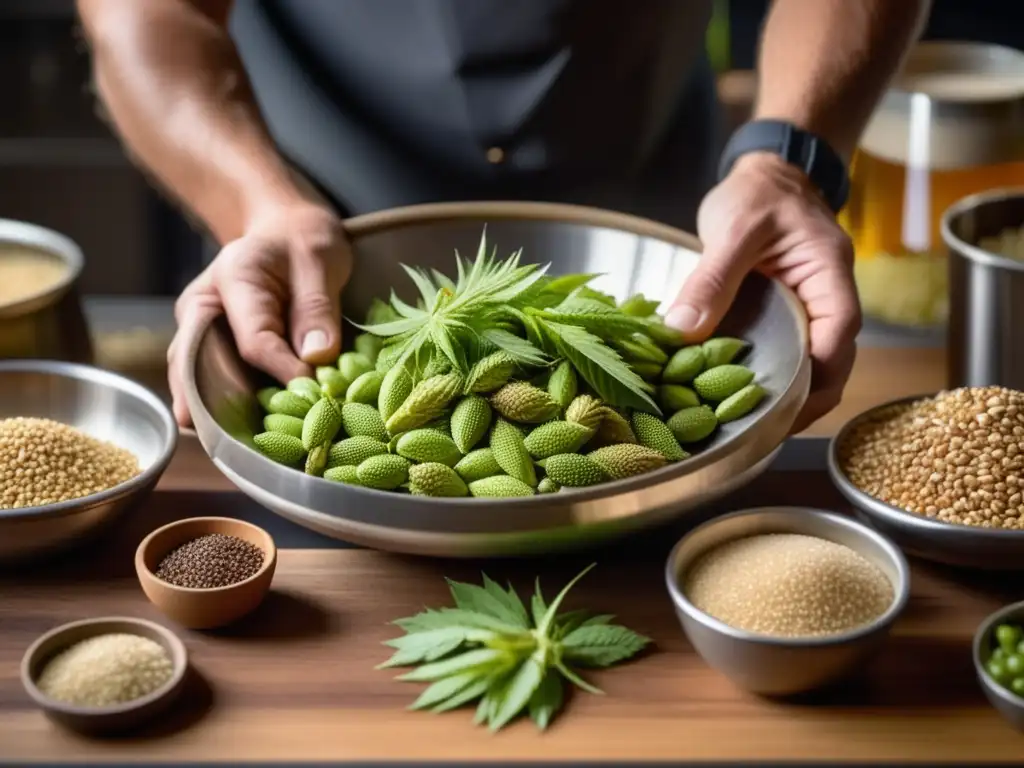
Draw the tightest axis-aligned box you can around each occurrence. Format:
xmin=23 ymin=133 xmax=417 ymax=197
xmin=154 ymin=533 xmax=265 ymax=589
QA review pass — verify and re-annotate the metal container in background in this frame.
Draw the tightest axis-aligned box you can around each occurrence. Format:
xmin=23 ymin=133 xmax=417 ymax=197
xmin=943 ymin=188 xmax=1024 ymax=390
xmin=0 ymin=218 xmax=93 ymax=364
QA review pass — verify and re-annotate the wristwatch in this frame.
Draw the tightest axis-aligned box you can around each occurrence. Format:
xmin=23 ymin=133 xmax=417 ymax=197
xmin=717 ymin=120 xmax=850 ymax=214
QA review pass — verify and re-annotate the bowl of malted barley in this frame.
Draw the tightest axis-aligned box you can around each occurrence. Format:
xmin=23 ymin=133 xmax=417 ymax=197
xmin=0 ymin=360 xmax=177 ymax=565
xmin=829 ymin=388 xmax=1024 ymax=570
xmin=666 ymin=506 xmax=909 ymax=696
xmin=136 ymin=516 xmax=277 ymax=629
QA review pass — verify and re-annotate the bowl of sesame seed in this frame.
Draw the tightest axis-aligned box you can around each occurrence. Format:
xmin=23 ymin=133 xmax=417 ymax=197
xmin=828 ymin=388 xmax=1024 ymax=570
xmin=136 ymin=516 xmax=277 ymax=629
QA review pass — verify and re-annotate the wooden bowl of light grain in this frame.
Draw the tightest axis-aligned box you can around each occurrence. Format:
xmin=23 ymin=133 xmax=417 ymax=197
xmin=21 ymin=616 xmax=188 ymax=735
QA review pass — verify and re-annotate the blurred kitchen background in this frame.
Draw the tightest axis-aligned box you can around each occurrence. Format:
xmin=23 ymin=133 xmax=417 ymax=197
xmin=1 ymin=0 xmax=1022 ymax=399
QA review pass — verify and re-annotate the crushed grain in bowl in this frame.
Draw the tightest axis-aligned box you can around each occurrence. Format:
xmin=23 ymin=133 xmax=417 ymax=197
xmin=0 ymin=417 xmax=140 ymax=509
xmin=683 ymin=533 xmax=894 ymax=638
xmin=155 ymin=533 xmax=265 ymax=589
xmin=839 ymin=387 xmax=1024 ymax=529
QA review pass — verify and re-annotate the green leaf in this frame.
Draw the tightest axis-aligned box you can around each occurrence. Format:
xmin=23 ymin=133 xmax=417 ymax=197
xmin=560 ymin=624 xmax=651 ymax=667
xmin=377 ymin=627 xmax=469 ymax=668
xmin=537 ymin=563 xmax=596 ymax=636
xmin=478 ymin=327 xmax=547 ymax=366
xmin=447 ymin=578 xmax=530 ymax=629
xmin=430 ymin=676 xmax=492 ymax=713
xmin=353 ymin=315 xmax=425 ymax=337
xmin=480 ymin=573 xmax=531 ymax=629
xmin=397 ymin=648 xmax=508 ymax=682
xmin=539 ymin=320 xmax=658 ymax=413
xmin=409 ymin=670 xmax=482 ymax=711
xmin=528 ymin=670 xmax=564 ymax=730
xmin=393 ymin=607 xmax=525 ymax=635
xmin=402 ymin=264 xmax=439 ymax=309
xmin=531 ymin=578 xmax=548 ymax=628
xmin=431 ymin=268 xmax=457 ymax=293
xmin=555 ymin=660 xmax=603 ymax=695
xmin=619 ymin=294 xmax=661 ymax=317
xmin=537 ymin=302 xmax=648 ymax=338
xmin=489 ymin=656 xmax=546 ymax=731
xmin=431 ymin=319 xmax=469 ymax=371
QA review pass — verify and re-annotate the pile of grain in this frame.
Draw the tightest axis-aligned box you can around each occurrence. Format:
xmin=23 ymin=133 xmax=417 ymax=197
xmin=683 ymin=533 xmax=894 ymax=638
xmin=155 ymin=533 xmax=266 ymax=589
xmin=0 ymin=246 xmax=67 ymax=307
xmin=0 ymin=417 xmax=140 ymax=509
xmin=839 ymin=387 xmax=1024 ymax=529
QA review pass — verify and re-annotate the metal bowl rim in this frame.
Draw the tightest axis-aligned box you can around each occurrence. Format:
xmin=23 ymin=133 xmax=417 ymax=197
xmin=186 ymin=200 xmax=811 ymax=507
xmin=0 ymin=218 xmax=85 ymax=318
xmin=827 ymin=391 xmax=1024 ymax=540
xmin=941 ymin=187 xmax=1024 ymax=274
xmin=972 ymin=599 xmax=1024 ymax=711
xmin=0 ymin=359 xmax=178 ymax=521
xmin=664 ymin=505 xmax=911 ymax=648
xmin=20 ymin=615 xmax=188 ymax=716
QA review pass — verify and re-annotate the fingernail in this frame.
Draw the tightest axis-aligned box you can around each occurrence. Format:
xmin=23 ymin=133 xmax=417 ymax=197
xmin=300 ymin=329 xmax=329 ymax=358
xmin=665 ymin=304 xmax=703 ymax=332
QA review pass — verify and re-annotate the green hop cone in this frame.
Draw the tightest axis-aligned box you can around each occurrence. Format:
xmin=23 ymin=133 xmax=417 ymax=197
xmin=424 ymin=414 xmax=452 ymax=436
xmin=692 ymin=364 xmax=754 ymax=403
xmin=587 ymin=443 xmax=667 ymax=479
xmin=316 ymin=366 xmax=350 ymax=398
xmin=421 ymin=353 xmax=453 ymax=379
xmin=595 ymin=407 xmax=638 ymax=445
xmin=657 ymin=384 xmax=700 ymax=412
xmin=327 ymin=435 xmax=389 ymax=468
xmin=632 ymin=362 xmax=664 ymax=380
xmin=646 ymin=319 xmax=687 ymax=348
xmin=523 ymin=420 xmax=595 ymax=459
xmin=702 ymin=337 xmax=750 ymax=368
xmin=612 ymin=333 xmax=668 ymax=364
xmin=667 ymin=405 xmax=718 ymax=444
xmin=490 ymin=418 xmax=537 ymax=487
xmin=356 ymin=454 xmax=411 ymax=490
xmin=396 ymin=429 xmax=463 ymax=467
xmin=341 ymin=402 xmax=388 ymax=441
xmin=408 ymin=462 xmax=469 ymax=497
xmin=465 ymin=351 xmax=517 ymax=394
xmin=287 ymin=376 xmax=323 ymax=405
xmin=354 ymin=333 xmax=385 ymax=364
xmin=565 ymin=394 xmax=605 ymax=431
xmin=547 ymin=361 xmax=578 ymax=409
xmin=490 ymin=382 xmax=560 ymax=424
xmin=254 ymin=431 xmax=306 ymax=466
xmin=715 ymin=383 xmax=766 ymax=423
xmin=267 ymin=390 xmax=313 ymax=419
xmin=385 ymin=372 xmax=463 ymax=435
xmin=257 ymin=387 xmax=282 ymax=412
xmin=301 ymin=394 xmax=344 ymax=450
xmin=263 ymin=413 xmax=304 ymax=439
xmin=543 ymin=453 xmax=609 ymax=488
xmin=378 ymin=365 xmax=414 ymax=423
xmin=663 ymin=345 xmax=706 ymax=384
xmin=375 ymin=342 xmax=405 ymax=373
xmin=453 ymin=448 xmax=503 ymax=483
xmin=630 ymin=412 xmax=688 ymax=461
xmin=537 ymin=477 xmax=561 ymax=494
xmin=450 ymin=395 xmax=493 ymax=454
xmin=305 ymin=441 xmax=331 ymax=476
xmin=468 ymin=475 xmax=536 ymax=498
xmin=347 ymin=370 xmax=385 ymax=405
xmin=339 ymin=352 xmax=374 ymax=384
xmin=323 ymin=465 xmax=361 ymax=485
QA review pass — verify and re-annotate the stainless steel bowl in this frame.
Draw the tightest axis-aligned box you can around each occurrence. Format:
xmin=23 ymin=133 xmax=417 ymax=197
xmin=0 ymin=360 xmax=178 ymax=565
xmin=183 ymin=201 xmax=811 ymax=557
xmin=974 ymin=600 xmax=1024 ymax=732
xmin=828 ymin=394 xmax=1024 ymax=570
xmin=665 ymin=506 xmax=910 ymax=696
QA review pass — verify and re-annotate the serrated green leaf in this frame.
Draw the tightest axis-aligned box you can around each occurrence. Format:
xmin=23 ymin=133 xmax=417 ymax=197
xmin=539 ymin=320 xmax=659 ymax=413
xmin=537 ymin=304 xmax=648 ymax=339
xmin=537 ymin=563 xmax=596 ymax=636
xmin=447 ymin=578 xmax=530 ymax=629
xmin=377 ymin=627 xmax=469 ymax=668
xmin=619 ymin=294 xmax=661 ymax=317
xmin=398 ymin=648 xmax=508 ymax=682
xmin=402 ymin=264 xmax=439 ymax=309
xmin=476 ymin=327 xmax=547 ymax=366
xmin=430 ymin=676 xmax=492 ymax=713
xmin=528 ymin=671 xmax=564 ymax=730
xmin=560 ymin=624 xmax=651 ymax=667
xmin=555 ymin=659 xmax=603 ymax=695
xmin=490 ymin=656 xmax=545 ymax=731
xmin=393 ymin=607 xmax=525 ymax=635
xmin=408 ymin=670 xmax=482 ymax=711
xmin=353 ymin=315 xmax=426 ymax=337
xmin=480 ymin=573 xmax=531 ymax=628
xmin=531 ymin=579 xmax=548 ymax=628
xmin=432 ymin=319 xmax=469 ymax=372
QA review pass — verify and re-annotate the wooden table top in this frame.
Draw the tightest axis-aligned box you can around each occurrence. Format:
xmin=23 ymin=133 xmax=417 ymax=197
xmin=10 ymin=343 xmax=1019 ymax=765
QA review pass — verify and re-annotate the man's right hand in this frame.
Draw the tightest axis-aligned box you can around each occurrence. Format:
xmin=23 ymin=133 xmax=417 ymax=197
xmin=168 ymin=203 xmax=353 ymax=427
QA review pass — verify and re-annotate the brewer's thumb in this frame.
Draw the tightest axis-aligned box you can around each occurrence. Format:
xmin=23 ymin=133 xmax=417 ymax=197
xmin=290 ymin=266 xmax=342 ymax=365
xmin=664 ymin=249 xmax=748 ymax=341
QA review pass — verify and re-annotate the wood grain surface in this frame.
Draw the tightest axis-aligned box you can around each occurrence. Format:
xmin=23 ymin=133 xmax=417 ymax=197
xmin=6 ymin=343 xmax=1003 ymax=764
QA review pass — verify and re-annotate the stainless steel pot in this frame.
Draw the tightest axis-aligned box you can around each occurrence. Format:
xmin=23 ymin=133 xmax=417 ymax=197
xmin=0 ymin=219 xmax=92 ymax=364
xmin=943 ymin=188 xmax=1024 ymax=389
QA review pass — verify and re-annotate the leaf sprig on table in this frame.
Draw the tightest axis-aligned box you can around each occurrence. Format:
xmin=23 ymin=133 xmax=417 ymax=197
xmin=378 ymin=564 xmax=651 ymax=732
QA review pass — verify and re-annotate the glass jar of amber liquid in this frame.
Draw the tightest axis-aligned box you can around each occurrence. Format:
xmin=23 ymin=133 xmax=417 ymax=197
xmin=840 ymin=43 xmax=1024 ymax=328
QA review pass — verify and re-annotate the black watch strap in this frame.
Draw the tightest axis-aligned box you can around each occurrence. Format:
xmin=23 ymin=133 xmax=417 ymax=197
xmin=717 ymin=120 xmax=850 ymax=213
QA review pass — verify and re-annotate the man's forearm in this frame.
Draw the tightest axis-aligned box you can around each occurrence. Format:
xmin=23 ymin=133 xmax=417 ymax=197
xmin=78 ymin=0 xmax=308 ymax=244
xmin=753 ymin=0 xmax=931 ymax=163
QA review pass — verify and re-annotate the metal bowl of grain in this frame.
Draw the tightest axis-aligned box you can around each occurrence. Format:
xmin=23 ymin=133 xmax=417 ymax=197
xmin=665 ymin=506 xmax=910 ymax=696
xmin=182 ymin=201 xmax=811 ymax=557
xmin=0 ymin=360 xmax=178 ymax=565
xmin=0 ymin=219 xmax=93 ymax=364
xmin=828 ymin=389 xmax=1024 ymax=570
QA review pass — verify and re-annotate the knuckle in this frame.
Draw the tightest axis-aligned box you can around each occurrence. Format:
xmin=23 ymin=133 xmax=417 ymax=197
xmin=293 ymin=291 xmax=335 ymax=317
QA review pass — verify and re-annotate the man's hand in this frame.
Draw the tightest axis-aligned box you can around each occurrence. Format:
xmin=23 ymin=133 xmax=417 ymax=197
xmin=665 ymin=153 xmax=861 ymax=433
xmin=168 ymin=204 xmax=353 ymax=427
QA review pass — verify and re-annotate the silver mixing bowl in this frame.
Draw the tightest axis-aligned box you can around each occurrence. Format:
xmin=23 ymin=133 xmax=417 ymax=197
xmin=828 ymin=394 xmax=1024 ymax=570
xmin=665 ymin=506 xmax=910 ymax=696
xmin=184 ymin=201 xmax=811 ymax=557
xmin=0 ymin=360 xmax=178 ymax=565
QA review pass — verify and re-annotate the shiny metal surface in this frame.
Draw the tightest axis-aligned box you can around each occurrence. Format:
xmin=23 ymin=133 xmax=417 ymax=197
xmin=665 ymin=507 xmax=910 ymax=696
xmin=184 ymin=201 xmax=811 ymax=557
xmin=974 ymin=600 xmax=1024 ymax=732
xmin=0 ymin=360 xmax=178 ymax=565
xmin=944 ymin=189 xmax=1024 ymax=390
xmin=0 ymin=219 xmax=93 ymax=364
xmin=828 ymin=393 xmax=1024 ymax=570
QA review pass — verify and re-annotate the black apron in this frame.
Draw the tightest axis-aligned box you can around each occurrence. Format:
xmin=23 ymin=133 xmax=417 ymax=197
xmin=230 ymin=0 xmax=719 ymax=232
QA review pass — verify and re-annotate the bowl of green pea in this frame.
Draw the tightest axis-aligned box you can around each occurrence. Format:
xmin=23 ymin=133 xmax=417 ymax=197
xmin=974 ymin=601 xmax=1024 ymax=731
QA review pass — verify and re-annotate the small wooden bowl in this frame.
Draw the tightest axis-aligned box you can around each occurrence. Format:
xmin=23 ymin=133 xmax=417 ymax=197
xmin=21 ymin=616 xmax=188 ymax=734
xmin=135 ymin=516 xmax=277 ymax=629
